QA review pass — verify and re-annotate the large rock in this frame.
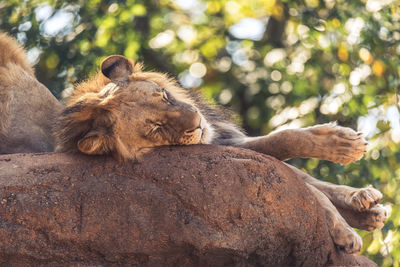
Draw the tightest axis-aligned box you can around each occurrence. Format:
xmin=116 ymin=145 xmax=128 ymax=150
xmin=0 ymin=145 xmax=375 ymax=266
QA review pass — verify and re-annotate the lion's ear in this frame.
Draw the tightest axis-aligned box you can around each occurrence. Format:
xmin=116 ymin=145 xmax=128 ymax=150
xmin=77 ymin=128 xmax=115 ymax=155
xmin=101 ymin=55 xmax=133 ymax=81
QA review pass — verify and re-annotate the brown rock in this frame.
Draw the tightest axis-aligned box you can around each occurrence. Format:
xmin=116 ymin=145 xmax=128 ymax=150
xmin=0 ymin=145 xmax=376 ymax=266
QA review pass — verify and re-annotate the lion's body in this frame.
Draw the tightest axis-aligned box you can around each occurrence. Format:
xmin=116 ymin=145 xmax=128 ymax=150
xmin=0 ymin=33 xmax=62 ymax=153
xmin=53 ymin=55 xmax=386 ymax=254
xmin=0 ymin=34 xmax=386 ymax=254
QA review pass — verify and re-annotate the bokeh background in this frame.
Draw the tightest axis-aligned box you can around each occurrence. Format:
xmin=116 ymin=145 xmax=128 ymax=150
xmin=1 ymin=0 xmax=399 ymax=264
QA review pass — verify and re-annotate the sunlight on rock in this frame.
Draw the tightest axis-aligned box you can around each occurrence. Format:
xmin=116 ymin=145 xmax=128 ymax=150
xmin=149 ymin=30 xmax=175 ymax=49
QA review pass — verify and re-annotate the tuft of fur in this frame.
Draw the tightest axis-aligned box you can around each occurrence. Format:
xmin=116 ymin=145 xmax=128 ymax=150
xmin=54 ymin=93 xmax=116 ymax=151
xmin=0 ymin=32 xmax=34 ymax=76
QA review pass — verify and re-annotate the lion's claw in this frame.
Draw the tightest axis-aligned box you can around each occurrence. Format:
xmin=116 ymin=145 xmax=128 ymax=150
xmin=346 ymin=186 xmax=382 ymax=212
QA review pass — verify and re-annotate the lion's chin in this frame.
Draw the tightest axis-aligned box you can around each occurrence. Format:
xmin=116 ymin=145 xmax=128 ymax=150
xmin=199 ymin=125 xmax=214 ymax=144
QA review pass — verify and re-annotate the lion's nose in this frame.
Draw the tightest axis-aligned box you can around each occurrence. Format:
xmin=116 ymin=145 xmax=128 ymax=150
xmin=166 ymin=104 xmax=202 ymax=134
xmin=182 ymin=111 xmax=202 ymax=134
xmin=184 ymin=119 xmax=202 ymax=134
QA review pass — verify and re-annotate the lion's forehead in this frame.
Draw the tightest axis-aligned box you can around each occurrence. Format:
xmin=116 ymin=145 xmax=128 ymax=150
xmin=99 ymin=81 xmax=164 ymax=103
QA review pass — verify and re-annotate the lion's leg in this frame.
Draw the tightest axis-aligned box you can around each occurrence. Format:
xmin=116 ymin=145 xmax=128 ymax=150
xmin=286 ymin=164 xmax=387 ymax=231
xmin=337 ymin=205 xmax=387 ymax=232
xmin=237 ymin=123 xmax=366 ymax=164
xmin=306 ymin=183 xmax=362 ymax=253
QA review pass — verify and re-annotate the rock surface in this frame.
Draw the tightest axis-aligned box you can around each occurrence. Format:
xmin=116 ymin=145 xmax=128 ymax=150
xmin=0 ymin=145 xmax=375 ymax=266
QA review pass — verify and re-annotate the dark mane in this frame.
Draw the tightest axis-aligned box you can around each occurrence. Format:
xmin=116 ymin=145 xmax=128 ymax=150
xmin=188 ymin=89 xmax=246 ymax=145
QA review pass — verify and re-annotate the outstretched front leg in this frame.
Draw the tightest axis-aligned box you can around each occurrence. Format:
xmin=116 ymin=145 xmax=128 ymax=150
xmin=306 ymin=182 xmax=362 ymax=253
xmin=287 ymin=164 xmax=387 ymax=231
xmin=237 ymin=123 xmax=366 ymax=164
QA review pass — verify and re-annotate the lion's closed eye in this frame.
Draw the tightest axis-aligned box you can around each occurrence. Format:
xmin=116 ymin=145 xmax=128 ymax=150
xmin=162 ymin=89 xmax=175 ymax=105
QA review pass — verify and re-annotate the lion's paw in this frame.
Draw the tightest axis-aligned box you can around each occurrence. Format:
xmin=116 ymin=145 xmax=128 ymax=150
xmin=346 ymin=186 xmax=382 ymax=212
xmin=361 ymin=204 xmax=387 ymax=231
xmin=307 ymin=123 xmax=367 ymax=165
xmin=330 ymin=223 xmax=363 ymax=254
xmin=324 ymin=199 xmax=363 ymax=254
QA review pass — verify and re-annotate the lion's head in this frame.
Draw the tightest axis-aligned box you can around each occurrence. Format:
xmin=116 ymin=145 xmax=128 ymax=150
xmin=54 ymin=55 xmax=214 ymax=160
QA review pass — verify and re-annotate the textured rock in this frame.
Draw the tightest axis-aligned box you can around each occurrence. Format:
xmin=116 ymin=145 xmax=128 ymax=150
xmin=0 ymin=145 xmax=376 ymax=266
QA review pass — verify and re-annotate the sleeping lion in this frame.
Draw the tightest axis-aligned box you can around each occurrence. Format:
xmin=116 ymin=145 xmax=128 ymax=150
xmin=54 ymin=55 xmax=387 ymax=253
xmin=0 ymin=33 xmax=387 ymax=254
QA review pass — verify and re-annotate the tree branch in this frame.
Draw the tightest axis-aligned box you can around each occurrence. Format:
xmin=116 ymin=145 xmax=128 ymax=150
xmin=0 ymin=145 xmax=375 ymax=266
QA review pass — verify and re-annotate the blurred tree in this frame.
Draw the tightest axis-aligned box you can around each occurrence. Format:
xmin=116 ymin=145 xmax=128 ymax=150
xmin=1 ymin=0 xmax=399 ymax=265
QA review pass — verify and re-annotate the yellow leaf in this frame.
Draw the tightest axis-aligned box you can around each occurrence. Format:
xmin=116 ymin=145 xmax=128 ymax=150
xmin=332 ymin=18 xmax=341 ymax=27
xmin=372 ymin=60 xmax=386 ymax=77
xmin=337 ymin=45 xmax=348 ymax=62
xmin=359 ymin=48 xmax=373 ymax=64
